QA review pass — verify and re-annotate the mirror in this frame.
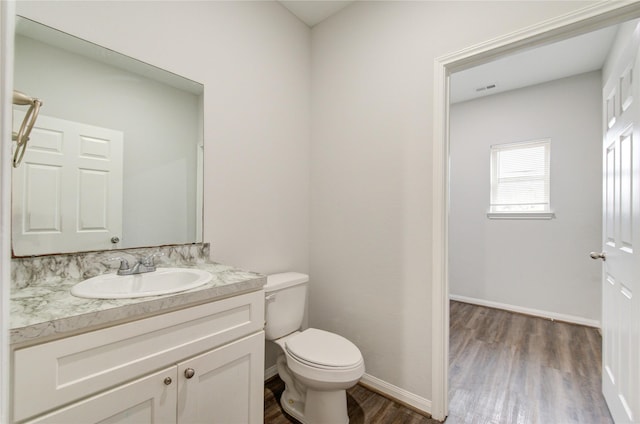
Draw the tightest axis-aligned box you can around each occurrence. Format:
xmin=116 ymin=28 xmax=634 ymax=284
xmin=12 ymin=17 xmax=204 ymax=257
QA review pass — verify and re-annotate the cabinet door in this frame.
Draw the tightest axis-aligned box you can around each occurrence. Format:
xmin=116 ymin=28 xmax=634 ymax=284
xmin=177 ymin=332 xmax=264 ymax=424
xmin=13 ymin=290 xmax=264 ymax=422
xmin=26 ymin=367 xmax=177 ymax=424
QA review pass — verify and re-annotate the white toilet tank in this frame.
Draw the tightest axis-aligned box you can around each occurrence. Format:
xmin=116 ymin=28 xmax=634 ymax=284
xmin=264 ymin=272 xmax=309 ymax=341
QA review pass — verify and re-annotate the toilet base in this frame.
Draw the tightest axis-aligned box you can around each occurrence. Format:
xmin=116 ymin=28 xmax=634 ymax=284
xmin=280 ymin=387 xmax=306 ymax=423
xmin=280 ymin=387 xmax=349 ymax=424
xmin=277 ymin=352 xmax=350 ymax=424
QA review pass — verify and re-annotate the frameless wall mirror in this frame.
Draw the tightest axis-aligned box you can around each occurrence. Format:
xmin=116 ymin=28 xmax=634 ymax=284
xmin=12 ymin=16 xmax=204 ymax=257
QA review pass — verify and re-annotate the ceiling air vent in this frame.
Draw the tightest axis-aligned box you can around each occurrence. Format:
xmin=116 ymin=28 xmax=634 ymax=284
xmin=475 ymin=83 xmax=497 ymax=93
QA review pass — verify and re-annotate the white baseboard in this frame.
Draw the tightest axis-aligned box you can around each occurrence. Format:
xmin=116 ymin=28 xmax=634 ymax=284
xmin=449 ymin=294 xmax=600 ymax=328
xmin=359 ymin=373 xmax=431 ymax=415
xmin=264 ymin=364 xmax=278 ymax=381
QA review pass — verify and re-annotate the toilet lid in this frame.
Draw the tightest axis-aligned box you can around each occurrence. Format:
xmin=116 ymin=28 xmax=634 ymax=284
xmin=285 ymin=328 xmax=362 ymax=368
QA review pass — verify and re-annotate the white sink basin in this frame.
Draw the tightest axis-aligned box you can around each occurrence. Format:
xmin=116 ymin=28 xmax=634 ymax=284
xmin=71 ymin=268 xmax=213 ymax=299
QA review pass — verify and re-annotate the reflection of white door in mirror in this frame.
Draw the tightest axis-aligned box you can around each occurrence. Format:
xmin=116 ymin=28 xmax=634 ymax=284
xmin=12 ymin=112 xmax=123 ymax=256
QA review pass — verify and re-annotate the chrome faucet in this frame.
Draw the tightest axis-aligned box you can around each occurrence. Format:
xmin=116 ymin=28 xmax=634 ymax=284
xmin=109 ymin=253 xmax=164 ymax=276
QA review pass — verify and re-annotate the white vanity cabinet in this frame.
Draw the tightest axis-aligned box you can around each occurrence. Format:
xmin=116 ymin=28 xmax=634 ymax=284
xmin=25 ymin=366 xmax=178 ymax=424
xmin=176 ymin=332 xmax=264 ymax=423
xmin=11 ymin=290 xmax=265 ymax=424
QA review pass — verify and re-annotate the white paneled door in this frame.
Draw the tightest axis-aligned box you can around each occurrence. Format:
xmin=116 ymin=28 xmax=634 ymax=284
xmin=12 ymin=113 xmax=123 ymax=255
xmin=600 ymin=22 xmax=640 ymax=424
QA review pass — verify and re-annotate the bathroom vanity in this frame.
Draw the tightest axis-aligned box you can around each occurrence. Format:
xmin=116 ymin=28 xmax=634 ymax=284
xmin=8 ymin=15 xmax=268 ymax=423
xmin=9 ymin=249 xmax=266 ymax=424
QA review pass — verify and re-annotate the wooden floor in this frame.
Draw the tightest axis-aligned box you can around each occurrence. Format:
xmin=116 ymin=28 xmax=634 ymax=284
xmin=447 ymin=301 xmax=612 ymax=424
xmin=264 ymin=301 xmax=613 ymax=423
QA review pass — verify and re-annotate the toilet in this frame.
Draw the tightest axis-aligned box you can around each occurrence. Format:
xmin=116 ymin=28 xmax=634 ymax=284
xmin=265 ymin=272 xmax=365 ymax=424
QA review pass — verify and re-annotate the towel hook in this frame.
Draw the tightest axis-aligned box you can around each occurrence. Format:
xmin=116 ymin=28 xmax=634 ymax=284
xmin=12 ymin=90 xmax=43 ymax=168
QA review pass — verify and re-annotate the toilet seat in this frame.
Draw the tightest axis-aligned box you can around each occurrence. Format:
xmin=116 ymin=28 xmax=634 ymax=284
xmin=288 ymin=351 xmax=364 ymax=372
xmin=285 ymin=328 xmax=363 ymax=370
xmin=274 ymin=328 xmax=365 ymax=388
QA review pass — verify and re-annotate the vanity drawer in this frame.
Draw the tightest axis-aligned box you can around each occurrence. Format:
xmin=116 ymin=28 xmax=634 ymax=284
xmin=12 ymin=290 xmax=264 ymax=422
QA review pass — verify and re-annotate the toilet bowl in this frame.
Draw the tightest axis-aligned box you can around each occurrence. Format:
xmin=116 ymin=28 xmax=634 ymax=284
xmin=265 ymin=273 xmax=365 ymax=424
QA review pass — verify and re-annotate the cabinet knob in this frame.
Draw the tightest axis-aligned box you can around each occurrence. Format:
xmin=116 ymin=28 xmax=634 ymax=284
xmin=164 ymin=377 xmax=172 ymax=385
xmin=184 ymin=368 xmax=195 ymax=379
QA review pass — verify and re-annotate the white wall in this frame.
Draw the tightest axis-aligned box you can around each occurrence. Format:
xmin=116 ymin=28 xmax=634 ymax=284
xmin=310 ymin=0 xmax=596 ymax=403
xmin=14 ymin=35 xmax=201 ymax=250
xmin=16 ymin=0 xmax=311 ymax=275
xmin=449 ymin=72 xmax=602 ymax=324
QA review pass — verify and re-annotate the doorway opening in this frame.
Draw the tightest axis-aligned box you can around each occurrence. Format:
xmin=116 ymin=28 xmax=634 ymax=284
xmin=431 ymin=3 xmax=640 ymax=421
xmin=447 ymin=28 xmax=609 ymax=421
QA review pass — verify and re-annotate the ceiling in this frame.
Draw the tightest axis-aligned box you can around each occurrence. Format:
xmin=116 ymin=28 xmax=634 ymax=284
xmin=451 ymin=25 xmax=619 ymax=103
xmin=279 ymin=1 xmax=354 ymax=27
xmin=279 ymin=1 xmax=623 ymax=104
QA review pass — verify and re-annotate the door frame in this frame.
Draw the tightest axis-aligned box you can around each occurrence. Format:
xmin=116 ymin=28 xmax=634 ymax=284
xmin=0 ymin=1 xmax=14 ymax=423
xmin=431 ymin=2 xmax=640 ymax=421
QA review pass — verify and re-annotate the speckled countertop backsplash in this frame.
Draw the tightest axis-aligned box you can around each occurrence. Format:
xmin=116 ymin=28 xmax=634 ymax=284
xmin=11 ymin=243 xmax=211 ymax=290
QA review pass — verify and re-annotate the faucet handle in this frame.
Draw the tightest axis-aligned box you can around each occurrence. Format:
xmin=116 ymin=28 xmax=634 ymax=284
xmin=108 ymin=256 xmax=130 ymax=271
xmin=141 ymin=252 xmax=164 ymax=267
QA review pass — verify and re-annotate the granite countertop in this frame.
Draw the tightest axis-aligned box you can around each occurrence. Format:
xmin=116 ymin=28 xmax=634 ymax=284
xmin=10 ymin=262 xmax=266 ymax=346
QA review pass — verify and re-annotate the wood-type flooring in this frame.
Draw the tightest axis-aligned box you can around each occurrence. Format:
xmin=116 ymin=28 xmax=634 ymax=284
xmin=264 ymin=301 xmax=613 ymax=423
xmin=447 ymin=301 xmax=612 ymax=424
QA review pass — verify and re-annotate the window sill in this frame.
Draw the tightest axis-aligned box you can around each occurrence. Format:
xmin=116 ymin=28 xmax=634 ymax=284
xmin=486 ymin=211 xmax=555 ymax=220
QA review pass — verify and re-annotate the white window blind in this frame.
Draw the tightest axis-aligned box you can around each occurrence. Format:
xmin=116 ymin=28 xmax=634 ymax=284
xmin=490 ymin=139 xmax=551 ymax=215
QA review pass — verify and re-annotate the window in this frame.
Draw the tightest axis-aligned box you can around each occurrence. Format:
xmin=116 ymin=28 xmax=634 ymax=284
xmin=488 ymin=139 xmax=554 ymax=219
